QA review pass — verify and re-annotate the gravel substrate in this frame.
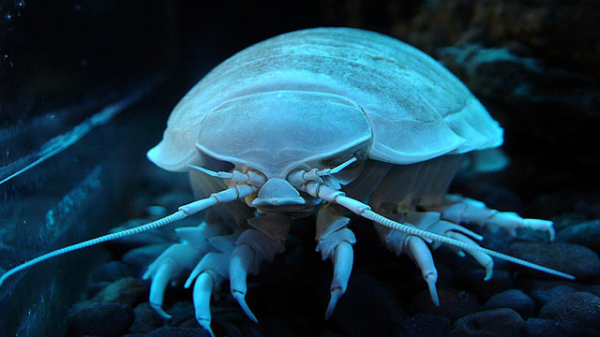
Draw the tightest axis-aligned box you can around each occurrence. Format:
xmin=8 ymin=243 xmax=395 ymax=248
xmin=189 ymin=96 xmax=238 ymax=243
xmin=62 ymin=168 xmax=600 ymax=337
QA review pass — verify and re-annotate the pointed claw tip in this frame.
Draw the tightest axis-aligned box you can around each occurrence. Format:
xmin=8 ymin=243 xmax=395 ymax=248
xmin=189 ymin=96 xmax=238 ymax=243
xmin=424 ymin=274 xmax=439 ymax=307
xmin=184 ymin=270 xmax=200 ymax=289
xmin=324 ymin=308 xmax=334 ymax=320
xmin=428 ymin=287 xmax=440 ymax=307
xmin=483 ymin=262 xmax=494 ymax=281
xmin=232 ymin=290 xmax=258 ymax=323
xmin=150 ymin=302 xmax=172 ymax=319
xmin=325 ymin=288 xmax=343 ymax=320
xmin=197 ymin=318 xmax=215 ymax=337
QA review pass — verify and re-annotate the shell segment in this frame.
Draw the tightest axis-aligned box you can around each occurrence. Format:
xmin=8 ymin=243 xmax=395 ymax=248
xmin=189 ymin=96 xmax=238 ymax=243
xmin=195 ymin=91 xmax=372 ymax=177
xmin=148 ymin=27 xmax=503 ymax=172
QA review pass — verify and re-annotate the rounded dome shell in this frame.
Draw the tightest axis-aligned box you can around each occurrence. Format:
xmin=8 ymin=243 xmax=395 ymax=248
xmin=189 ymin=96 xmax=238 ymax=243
xmin=195 ymin=91 xmax=372 ymax=177
xmin=148 ymin=27 xmax=503 ymax=172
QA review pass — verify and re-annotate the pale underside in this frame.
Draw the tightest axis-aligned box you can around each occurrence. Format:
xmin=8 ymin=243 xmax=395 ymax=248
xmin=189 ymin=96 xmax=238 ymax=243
xmin=147 ymin=27 xmax=503 ymax=172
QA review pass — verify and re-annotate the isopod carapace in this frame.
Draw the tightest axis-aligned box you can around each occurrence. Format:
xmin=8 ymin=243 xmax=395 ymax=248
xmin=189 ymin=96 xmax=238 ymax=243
xmin=148 ymin=27 xmax=502 ymax=173
xmin=0 ymin=28 xmax=573 ymax=337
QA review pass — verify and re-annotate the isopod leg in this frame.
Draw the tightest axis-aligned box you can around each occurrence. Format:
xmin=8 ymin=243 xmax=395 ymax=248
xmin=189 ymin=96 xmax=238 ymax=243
xmin=143 ymin=222 xmax=224 ymax=318
xmin=372 ymin=211 xmax=441 ymax=306
xmin=315 ymin=205 xmax=356 ymax=319
xmin=230 ymin=213 xmax=291 ymax=322
xmin=147 ymin=261 xmax=176 ymax=318
xmin=230 ymin=243 xmax=259 ymax=322
xmin=445 ymin=231 xmax=494 ymax=280
xmin=406 ymin=236 xmax=440 ymax=306
xmin=432 ymin=194 xmax=555 ymax=240
xmin=185 ymin=234 xmax=238 ymax=337
xmin=193 ymin=271 xmax=218 ymax=337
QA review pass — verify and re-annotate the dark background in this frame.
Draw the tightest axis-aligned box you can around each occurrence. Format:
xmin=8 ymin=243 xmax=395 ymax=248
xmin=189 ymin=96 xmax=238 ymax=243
xmin=2 ymin=0 xmax=599 ymax=193
xmin=0 ymin=1 xmax=598 ymax=336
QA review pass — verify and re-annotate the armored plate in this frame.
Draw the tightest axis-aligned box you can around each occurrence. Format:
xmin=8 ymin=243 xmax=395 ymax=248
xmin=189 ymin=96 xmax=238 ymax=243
xmin=148 ymin=27 xmax=503 ymax=172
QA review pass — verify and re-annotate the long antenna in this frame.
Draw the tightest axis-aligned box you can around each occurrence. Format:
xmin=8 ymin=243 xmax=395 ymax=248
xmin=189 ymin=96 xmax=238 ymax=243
xmin=0 ymin=211 xmax=187 ymax=287
xmin=298 ymin=180 xmax=575 ymax=280
xmin=0 ymin=184 xmax=256 ymax=287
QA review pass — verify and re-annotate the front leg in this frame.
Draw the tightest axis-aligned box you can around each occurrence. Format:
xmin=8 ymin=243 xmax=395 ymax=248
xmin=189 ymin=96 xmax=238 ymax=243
xmin=229 ymin=212 xmax=291 ymax=322
xmin=315 ymin=204 xmax=356 ymax=319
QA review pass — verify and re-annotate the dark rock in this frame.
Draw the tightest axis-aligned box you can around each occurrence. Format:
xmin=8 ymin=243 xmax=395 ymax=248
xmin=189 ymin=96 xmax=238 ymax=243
xmin=557 ymin=220 xmax=600 ymax=254
xmin=90 ymin=277 xmax=148 ymax=307
xmin=179 ymin=318 xmax=242 ymax=337
xmin=218 ymin=322 xmax=244 ymax=337
xmin=587 ymin=285 xmax=600 ymax=298
xmin=411 ymin=288 xmax=483 ymax=321
xmin=439 ymin=45 xmax=542 ymax=100
xmin=449 ymin=308 xmax=525 ymax=337
xmin=452 ymin=269 xmax=513 ymax=301
xmin=239 ymin=320 xmax=263 ymax=337
xmin=510 ymin=242 xmax=600 ymax=280
xmin=538 ymin=292 xmax=600 ymax=330
xmin=322 ymin=328 xmax=345 ymax=337
xmin=530 ymin=195 xmax=580 ymax=224
xmin=145 ymin=326 xmax=209 ymax=337
xmin=528 ymin=283 xmax=578 ymax=308
xmin=327 ymin=272 xmax=405 ymax=337
xmin=525 ymin=318 xmax=563 ymax=337
xmin=437 ymin=42 xmax=600 ymax=194
xmin=404 ymin=0 xmax=600 ymax=77
xmin=518 ymin=278 xmax=590 ymax=307
xmin=87 ymin=261 xmax=136 ymax=295
xmin=539 ymin=194 xmax=600 ymax=224
xmin=121 ymin=243 xmax=171 ymax=274
xmin=439 ymin=43 xmax=600 ymax=132
xmin=484 ymin=289 xmax=535 ymax=318
xmin=242 ymin=316 xmax=295 ymax=337
xmin=89 ymin=261 xmax=136 ymax=284
xmin=179 ymin=318 xmax=202 ymax=329
xmin=395 ymin=314 xmax=452 ymax=337
xmin=66 ymin=302 xmax=134 ymax=337
xmin=167 ymin=301 xmax=195 ymax=326
xmin=450 ymin=176 xmax=525 ymax=219
xmin=129 ymin=302 xmax=164 ymax=334
xmin=525 ymin=318 xmax=600 ymax=337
